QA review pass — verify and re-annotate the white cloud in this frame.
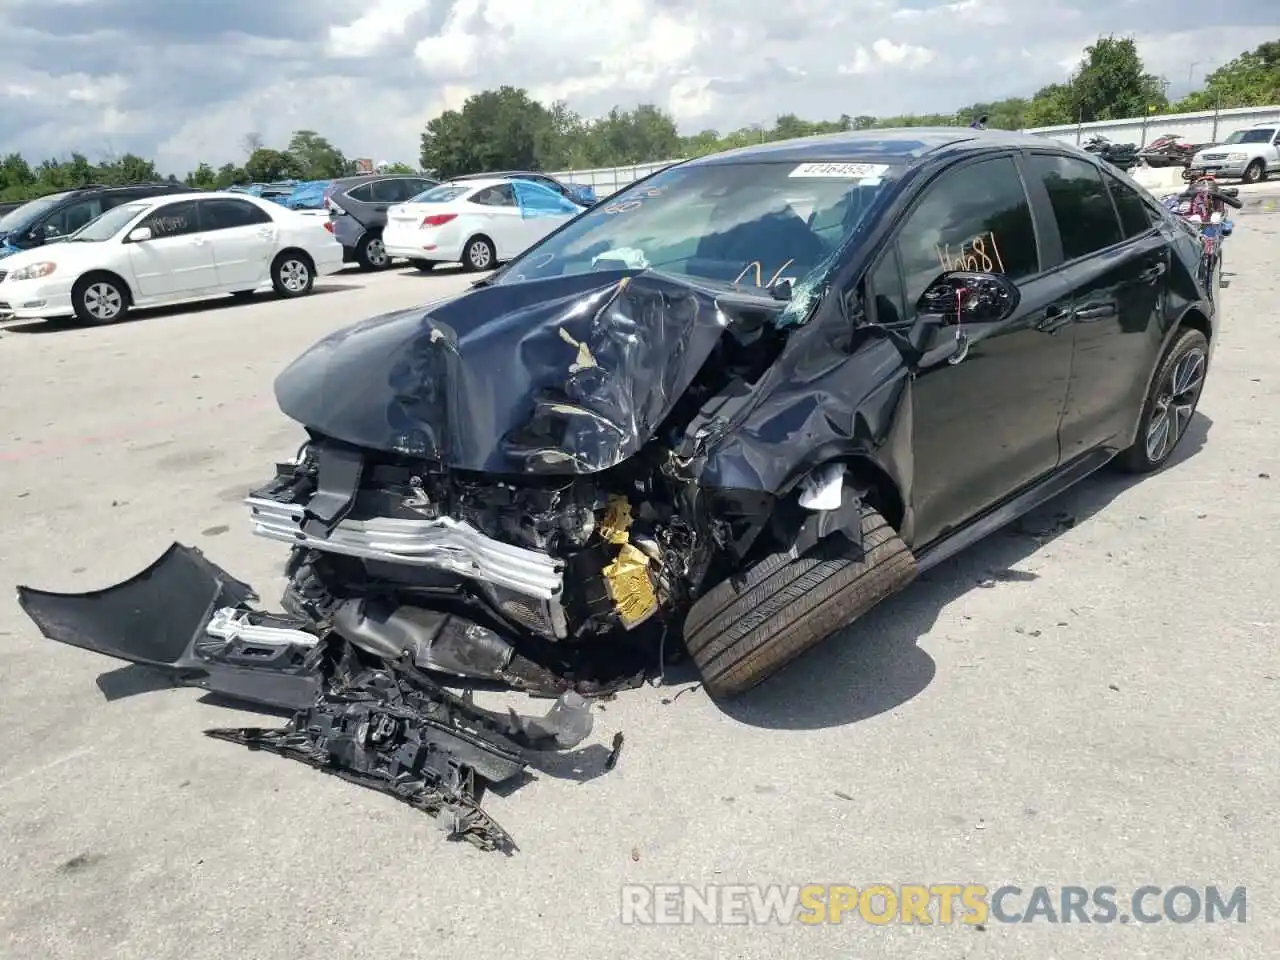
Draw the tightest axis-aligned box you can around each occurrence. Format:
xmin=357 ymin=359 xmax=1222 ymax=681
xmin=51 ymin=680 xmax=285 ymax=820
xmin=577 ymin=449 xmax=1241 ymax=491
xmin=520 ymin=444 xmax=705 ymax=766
xmin=0 ymin=0 xmax=1276 ymax=174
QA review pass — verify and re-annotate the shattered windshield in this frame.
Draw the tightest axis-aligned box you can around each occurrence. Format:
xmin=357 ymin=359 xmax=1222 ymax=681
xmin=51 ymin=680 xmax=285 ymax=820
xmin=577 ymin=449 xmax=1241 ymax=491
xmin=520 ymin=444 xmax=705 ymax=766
xmin=494 ymin=160 xmax=899 ymax=293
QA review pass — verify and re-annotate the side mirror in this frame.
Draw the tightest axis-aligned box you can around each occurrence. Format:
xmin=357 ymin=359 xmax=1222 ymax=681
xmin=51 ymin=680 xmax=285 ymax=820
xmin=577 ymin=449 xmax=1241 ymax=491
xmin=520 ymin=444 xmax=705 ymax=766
xmin=127 ymin=226 xmax=152 ymax=243
xmin=915 ymin=270 xmax=1020 ymax=326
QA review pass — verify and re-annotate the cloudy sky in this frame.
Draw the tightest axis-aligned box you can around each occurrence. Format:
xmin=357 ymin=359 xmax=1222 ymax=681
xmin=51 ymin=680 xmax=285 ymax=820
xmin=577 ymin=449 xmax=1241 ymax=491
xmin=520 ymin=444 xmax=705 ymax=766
xmin=1 ymin=0 xmax=1275 ymax=176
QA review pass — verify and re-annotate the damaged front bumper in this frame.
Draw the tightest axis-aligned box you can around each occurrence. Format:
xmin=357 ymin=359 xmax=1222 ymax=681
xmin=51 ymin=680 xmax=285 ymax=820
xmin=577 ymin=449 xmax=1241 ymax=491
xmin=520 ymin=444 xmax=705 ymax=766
xmin=16 ymin=543 xmax=609 ymax=854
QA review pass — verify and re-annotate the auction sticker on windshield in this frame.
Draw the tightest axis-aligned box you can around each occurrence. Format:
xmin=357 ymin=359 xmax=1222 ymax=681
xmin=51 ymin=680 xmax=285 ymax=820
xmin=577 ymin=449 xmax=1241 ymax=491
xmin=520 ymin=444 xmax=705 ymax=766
xmin=789 ymin=162 xmax=890 ymax=179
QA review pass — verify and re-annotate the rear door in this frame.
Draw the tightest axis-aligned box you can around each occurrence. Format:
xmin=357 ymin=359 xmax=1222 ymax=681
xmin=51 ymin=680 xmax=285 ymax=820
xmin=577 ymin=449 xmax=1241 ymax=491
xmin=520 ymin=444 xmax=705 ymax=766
xmin=198 ymin=197 xmax=278 ymax=288
xmin=1023 ymin=152 xmax=1170 ymax=460
xmin=466 ymin=184 xmax=525 ymax=257
xmin=125 ymin=199 xmax=217 ymax=298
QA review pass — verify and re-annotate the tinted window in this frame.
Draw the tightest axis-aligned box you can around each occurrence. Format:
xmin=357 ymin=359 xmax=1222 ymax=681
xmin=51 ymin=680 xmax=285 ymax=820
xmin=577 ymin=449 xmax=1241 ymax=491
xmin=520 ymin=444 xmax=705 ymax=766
xmin=1103 ymin=172 xmax=1152 ymax=238
xmin=345 ymin=182 xmax=375 ymax=202
xmin=1031 ymin=154 xmax=1122 ymax=261
xmin=43 ymin=198 xmax=105 ymax=238
xmin=0 ymin=191 xmax=74 ymax=232
xmin=896 ymin=156 xmax=1039 ymax=314
xmin=138 ymin=200 xmax=200 ymax=238
xmin=201 ymin=198 xmax=273 ymax=230
xmin=866 ymin=246 xmax=906 ymax=327
xmin=404 ymin=178 xmax=434 ymax=196
xmin=471 ymin=185 xmax=516 ymax=207
xmin=371 ymin=179 xmax=411 ymax=203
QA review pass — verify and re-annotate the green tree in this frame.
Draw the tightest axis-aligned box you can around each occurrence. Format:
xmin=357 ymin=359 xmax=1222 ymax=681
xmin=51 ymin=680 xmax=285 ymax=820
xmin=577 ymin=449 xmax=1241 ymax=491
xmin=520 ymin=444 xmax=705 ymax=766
xmin=244 ymin=147 xmax=299 ymax=182
xmin=1174 ymin=39 xmax=1280 ymax=110
xmin=286 ymin=130 xmax=349 ymax=179
xmin=1067 ymin=35 xmax=1167 ymax=122
xmin=1023 ymin=83 xmax=1076 ymax=127
xmin=185 ymin=162 xmax=218 ymax=189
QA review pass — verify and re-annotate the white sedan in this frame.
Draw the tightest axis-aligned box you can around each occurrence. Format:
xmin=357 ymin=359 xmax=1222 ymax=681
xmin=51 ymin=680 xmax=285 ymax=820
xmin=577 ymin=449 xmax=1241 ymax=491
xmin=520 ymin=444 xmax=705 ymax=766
xmin=382 ymin=177 xmax=585 ymax=273
xmin=0 ymin=191 xmax=344 ymax=325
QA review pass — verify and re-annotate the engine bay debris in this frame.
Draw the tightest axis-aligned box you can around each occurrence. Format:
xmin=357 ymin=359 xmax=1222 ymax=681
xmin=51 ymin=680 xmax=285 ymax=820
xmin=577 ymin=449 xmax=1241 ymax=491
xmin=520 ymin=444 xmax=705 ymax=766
xmin=14 ymin=265 xmax=918 ymax=853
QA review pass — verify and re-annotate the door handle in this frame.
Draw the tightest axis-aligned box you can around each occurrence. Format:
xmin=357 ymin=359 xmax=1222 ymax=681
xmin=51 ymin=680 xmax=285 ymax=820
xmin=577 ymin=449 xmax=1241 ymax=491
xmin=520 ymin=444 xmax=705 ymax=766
xmin=1073 ymin=303 xmax=1117 ymax=322
xmin=1138 ymin=262 xmax=1166 ymax=282
xmin=1035 ymin=304 xmax=1073 ymax=334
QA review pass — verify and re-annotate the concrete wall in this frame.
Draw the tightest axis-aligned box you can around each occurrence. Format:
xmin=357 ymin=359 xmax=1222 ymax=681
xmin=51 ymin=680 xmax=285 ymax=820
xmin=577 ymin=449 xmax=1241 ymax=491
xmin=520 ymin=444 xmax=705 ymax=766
xmin=546 ymin=159 xmax=683 ymax=198
xmin=1024 ymin=104 xmax=1280 ymax=148
xmin=548 ymin=104 xmax=1280 ymax=188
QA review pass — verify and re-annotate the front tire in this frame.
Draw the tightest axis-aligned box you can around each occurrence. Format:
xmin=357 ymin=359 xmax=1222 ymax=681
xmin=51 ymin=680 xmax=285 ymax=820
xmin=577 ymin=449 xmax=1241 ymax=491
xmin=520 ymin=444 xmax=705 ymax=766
xmin=71 ymin=274 xmax=129 ymax=325
xmin=684 ymin=504 xmax=917 ymax=698
xmin=462 ymin=236 xmax=496 ymax=272
xmin=271 ymin=251 xmax=315 ymax=298
xmin=355 ymin=232 xmax=388 ymax=271
xmin=1114 ymin=328 xmax=1209 ymax=474
xmin=1242 ymin=159 xmax=1265 ymax=184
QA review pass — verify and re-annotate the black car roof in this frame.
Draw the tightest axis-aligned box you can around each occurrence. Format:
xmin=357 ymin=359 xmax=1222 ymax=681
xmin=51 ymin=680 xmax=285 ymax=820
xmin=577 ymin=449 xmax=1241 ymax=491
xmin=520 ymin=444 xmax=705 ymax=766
xmin=685 ymin=127 xmax=1077 ymax=168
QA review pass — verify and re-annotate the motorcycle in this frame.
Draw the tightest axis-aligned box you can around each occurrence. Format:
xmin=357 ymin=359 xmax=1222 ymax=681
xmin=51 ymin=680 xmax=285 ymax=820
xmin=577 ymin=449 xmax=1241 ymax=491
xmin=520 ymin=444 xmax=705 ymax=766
xmin=1138 ymin=133 xmax=1202 ymax=169
xmin=1083 ymin=134 xmax=1139 ymax=169
xmin=1160 ymin=175 xmax=1242 ymax=298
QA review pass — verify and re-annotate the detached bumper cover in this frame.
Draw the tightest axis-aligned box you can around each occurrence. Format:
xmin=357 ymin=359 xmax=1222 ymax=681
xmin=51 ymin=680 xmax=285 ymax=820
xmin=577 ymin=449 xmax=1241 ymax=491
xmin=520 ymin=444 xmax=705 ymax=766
xmin=15 ymin=543 xmax=605 ymax=854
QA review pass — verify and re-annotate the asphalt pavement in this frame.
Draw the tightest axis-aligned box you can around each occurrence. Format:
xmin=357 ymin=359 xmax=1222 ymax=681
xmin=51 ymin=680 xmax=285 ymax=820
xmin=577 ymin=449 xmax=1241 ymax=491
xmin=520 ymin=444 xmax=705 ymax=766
xmin=1 ymin=198 xmax=1278 ymax=959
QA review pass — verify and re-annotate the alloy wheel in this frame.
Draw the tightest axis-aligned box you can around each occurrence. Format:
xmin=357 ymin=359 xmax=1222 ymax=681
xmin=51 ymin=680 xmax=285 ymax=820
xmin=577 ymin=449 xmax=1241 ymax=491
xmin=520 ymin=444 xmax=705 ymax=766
xmin=366 ymin=237 xmax=387 ymax=267
xmin=84 ymin=282 xmax=123 ymax=321
xmin=468 ymin=241 xmax=492 ymax=270
xmin=279 ymin=259 xmax=310 ymax=293
xmin=1144 ymin=347 xmax=1206 ymax=463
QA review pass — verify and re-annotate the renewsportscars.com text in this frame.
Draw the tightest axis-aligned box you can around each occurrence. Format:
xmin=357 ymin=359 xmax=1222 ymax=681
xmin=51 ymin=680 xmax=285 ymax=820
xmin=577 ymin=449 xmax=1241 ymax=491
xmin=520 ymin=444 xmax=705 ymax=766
xmin=620 ymin=884 xmax=1247 ymax=926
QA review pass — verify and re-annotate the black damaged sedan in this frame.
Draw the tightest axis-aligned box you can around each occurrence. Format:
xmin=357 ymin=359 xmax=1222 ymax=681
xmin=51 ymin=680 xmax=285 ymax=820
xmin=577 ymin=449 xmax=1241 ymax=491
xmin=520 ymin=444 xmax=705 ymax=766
xmin=18 ymin=129 xmax=1215 ymax=850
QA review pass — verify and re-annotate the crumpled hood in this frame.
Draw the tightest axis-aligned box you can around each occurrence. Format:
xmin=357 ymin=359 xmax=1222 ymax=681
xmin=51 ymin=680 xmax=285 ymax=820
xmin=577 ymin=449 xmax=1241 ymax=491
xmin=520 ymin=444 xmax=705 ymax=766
xmin=275 ymin=269 xmax=783 ymax=474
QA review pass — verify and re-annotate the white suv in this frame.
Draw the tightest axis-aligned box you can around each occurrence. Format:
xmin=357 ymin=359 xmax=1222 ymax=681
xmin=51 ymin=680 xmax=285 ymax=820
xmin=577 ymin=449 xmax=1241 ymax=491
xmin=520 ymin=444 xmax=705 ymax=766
xmin=1189 ymin=122 xmax=1280 ymax=183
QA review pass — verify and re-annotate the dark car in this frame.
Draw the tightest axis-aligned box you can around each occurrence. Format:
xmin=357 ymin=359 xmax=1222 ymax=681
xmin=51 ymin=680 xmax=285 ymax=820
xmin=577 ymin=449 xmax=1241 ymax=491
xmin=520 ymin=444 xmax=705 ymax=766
xmin=448 ymin=170 xmax=596 ymax=206
xmin=322 ymin=173 xmax=437 ymax=269
xmin=0 ymin=182 xmax=195 ymax=259
xmin=17 ymin=129 xmax=1215 ymax=851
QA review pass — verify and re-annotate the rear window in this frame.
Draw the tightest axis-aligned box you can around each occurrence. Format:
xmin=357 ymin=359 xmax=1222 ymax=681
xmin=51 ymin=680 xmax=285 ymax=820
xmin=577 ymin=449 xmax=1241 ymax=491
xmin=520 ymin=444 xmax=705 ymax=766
xmin=413 ymin=185 xmax=470 ymax=203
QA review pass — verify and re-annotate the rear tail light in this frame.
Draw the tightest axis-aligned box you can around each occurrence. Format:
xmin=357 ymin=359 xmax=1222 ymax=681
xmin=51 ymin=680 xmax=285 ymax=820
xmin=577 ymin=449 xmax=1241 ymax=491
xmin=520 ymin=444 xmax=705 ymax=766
xmin=421 ymin=213 xmax=457 ymax=227
xmin=323 ymin=221 xmax=334 ymax=233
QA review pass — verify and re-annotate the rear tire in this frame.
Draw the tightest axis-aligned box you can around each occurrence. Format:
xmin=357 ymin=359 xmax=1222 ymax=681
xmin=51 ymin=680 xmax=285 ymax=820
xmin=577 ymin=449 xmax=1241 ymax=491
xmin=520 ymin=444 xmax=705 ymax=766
xmin=462 ymin=236 xmax=496 ymax=272
xmin=1114 ymin=328 xmax=1209 ymax=474
xmin=271 ymin=251 xmax=315 ymax=298
xmin=356 ymin=232 xmax=388 ymax=271
xmin=684 ymin=504 xmax=917 ymax=698
xmin=1242 ymin=159 xmax=1265 ymax=184
xmin=71 ymin=274 xmax=130 ymax=325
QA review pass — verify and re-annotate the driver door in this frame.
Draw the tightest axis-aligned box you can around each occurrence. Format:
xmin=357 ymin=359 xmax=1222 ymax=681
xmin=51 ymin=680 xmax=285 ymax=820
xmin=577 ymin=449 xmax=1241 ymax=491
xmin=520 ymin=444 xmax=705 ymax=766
xmin=125 ymin=200 xmax=217 ymax=299
xmin=870 ymin=154 xmax=1075 ymax=547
